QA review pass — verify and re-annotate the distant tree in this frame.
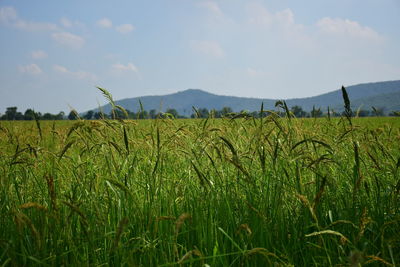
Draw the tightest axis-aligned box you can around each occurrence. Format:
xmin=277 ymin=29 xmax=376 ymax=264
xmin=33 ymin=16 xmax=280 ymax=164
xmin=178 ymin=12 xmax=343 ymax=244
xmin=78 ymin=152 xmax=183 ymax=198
xmin=42 ymin=113 xmax=55 ymax=120
xmin=208 ymin=109 xmax=218 ymax=118
xmin=192 ymin=108 xmax=210 ymax=118
xmin=149 ymin=109 xmax=157 ymax=119
xmin=84 ymin=110 xmax=94 ymax=120
xmin=136 ymin=110 xmax=148 ymax=119
xmin=93 ymin=112 xmax=102 ymax=119
xmin=4 ymin=107 xmax=18 ymax=120
xmin=127 ymin=110 xmax=136 ymax=119
xmin=220 ymin=107 xmax=233 ymax=117
xmin=357 ymin=110 xmax=370 ymax=117
xmin=389 ymin=111 xmax=400 ymax=116
xmin=24 ymin=109 xmax=36 ymax=120
xmin=291 ymin=105 xmax=307 ymax=118
xmin=35 ymin=112 xmax=42 ymax=120
xmin=55 ymin=111 xmax=65 ymax=120
xmin=16 ymin=112 xmax=24 ymax=120
xmin=310 ymin=106 xmax=323 ymax=118
xmin=1 ymin=109 xmax=64 ymax=120
xmin=329 ymin=110 xmax=340 ymax=117
xmin=372 ymin=107 xmax=384 ymax=117
xmin=68 ymin=110 xmax=78 ymax=120
xmin=198 ymin=108 xmax=209 ymax=118
xmin=165 ymin=108 xmax=179 ymax=118
xmin=113 ymin=109 xmax=128 ymax=119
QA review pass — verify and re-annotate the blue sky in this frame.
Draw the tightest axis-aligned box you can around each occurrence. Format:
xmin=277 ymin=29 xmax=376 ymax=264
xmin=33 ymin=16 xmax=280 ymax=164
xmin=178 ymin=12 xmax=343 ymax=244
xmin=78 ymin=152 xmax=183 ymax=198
xmin=1 ymin=0 xmax=399 ymax=113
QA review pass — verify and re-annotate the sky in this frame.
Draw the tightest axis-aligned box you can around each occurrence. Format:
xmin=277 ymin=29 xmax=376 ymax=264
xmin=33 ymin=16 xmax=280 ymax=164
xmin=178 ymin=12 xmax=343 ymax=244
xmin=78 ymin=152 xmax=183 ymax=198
xmin=0 ymin=0 xmax=399 ymax=114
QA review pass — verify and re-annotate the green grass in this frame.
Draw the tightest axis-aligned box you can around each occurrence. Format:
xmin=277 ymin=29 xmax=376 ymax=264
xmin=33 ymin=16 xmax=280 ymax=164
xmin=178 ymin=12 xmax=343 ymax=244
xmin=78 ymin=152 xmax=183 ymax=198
xmin=0 ymin=116 xmax=399 ymax=266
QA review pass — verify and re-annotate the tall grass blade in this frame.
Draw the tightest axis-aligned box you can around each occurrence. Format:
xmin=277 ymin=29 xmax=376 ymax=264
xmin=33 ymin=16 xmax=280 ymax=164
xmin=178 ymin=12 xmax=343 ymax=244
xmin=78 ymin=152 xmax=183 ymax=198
xmin=341 ymin=85 xmax=352 ymax=125
xmin=123 ymin=126 xmax=129 ymax=154
xmin=33 ymin=111 xmax=42 ymax=141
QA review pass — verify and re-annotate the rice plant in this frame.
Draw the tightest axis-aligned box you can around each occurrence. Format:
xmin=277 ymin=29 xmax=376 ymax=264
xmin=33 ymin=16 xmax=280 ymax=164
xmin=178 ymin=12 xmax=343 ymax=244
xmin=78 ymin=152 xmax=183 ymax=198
xmin=0 ymin=96 xmax=399 ymax=266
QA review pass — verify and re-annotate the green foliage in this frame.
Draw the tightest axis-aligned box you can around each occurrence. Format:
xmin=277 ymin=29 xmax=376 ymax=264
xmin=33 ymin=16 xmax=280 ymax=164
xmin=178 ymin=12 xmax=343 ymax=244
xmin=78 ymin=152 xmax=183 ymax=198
xmin=291 ymin=105 xmax=307 ymax=118
xmin=1 ymin=114 xmax=400 ymax=266
xmin=83 ymin=110 xmax=93 ymax=120
xmin=342 ymin=86 xmax=353 ymax=125
xmin=67 ymin=110 xmax=78 ymax=120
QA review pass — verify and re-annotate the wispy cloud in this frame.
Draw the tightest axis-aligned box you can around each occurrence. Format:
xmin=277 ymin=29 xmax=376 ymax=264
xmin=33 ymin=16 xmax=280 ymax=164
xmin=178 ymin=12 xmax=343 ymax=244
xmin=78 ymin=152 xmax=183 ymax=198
xmin=247 ymin=3 xmax=302 ymax=32
xmin=60 ymin=17 xmax=72 ymax=28
xmin=97 ymin=18 xmax=113 ymax=28
xmin=317 ymin=17 xmax=383 ymax=42
xmin=14 ymin=20 xmax=57 ymax=31
xmin=244 ymin=3 xmax=316 ymax=49
xmin=191 ymin=40 xmax=225 ymax=58
xmin=52 ymin=32 xmax=85 ymax=49
xmin=53 ymin=65 xmax=68 ymax=73
xmin=31 ymin=50 xmax=48 ymax=59
xmin=0 ymin=6 xmax=17 ymax=23
xmin=247 ymin=3 xmax=274 ymax=27
xmin=18 ymin=63 xmax=42 ymax=75
xmin=98 ymin=18 xmax=134 ymax=34
xmin=115 ymin=24 xmax=134 ymax=34
xmin=53 ymin=64 xmax=97 ymax=81
xmin=59 ymin=17 xmax=85 ymax=30
xmin=198 ymin=1 xmax=224 ymax=18
xmin=111 ymin=63 xmax=138 ymax=73
xmin=0 ymin=6 xmax=58 ymax=32
xmin=197 ymin=1 xmax=233 ymax=25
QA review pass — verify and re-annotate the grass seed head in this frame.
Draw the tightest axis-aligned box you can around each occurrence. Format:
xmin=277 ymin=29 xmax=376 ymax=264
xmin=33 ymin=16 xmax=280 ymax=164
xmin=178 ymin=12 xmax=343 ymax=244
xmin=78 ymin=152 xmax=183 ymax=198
xmin=175 ymin=213 xmax=191 ymax=235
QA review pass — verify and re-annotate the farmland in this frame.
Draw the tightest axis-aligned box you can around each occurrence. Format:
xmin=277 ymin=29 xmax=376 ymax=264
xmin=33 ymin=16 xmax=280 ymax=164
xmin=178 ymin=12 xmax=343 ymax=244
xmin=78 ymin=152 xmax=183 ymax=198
xmin=0 ymin=115 xmax=399 ymax=266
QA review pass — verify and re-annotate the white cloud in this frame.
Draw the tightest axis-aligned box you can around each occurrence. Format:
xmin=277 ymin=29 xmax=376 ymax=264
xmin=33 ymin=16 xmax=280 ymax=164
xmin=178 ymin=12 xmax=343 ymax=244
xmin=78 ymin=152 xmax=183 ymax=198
xmin=0 ymin=6 xmax=58 ymax=32
xmin=116 ymin=24 xmax=134 ymax=34
xmin=53 ymin=64 xmax=68 ymax=73
xmin=245 ymin=3 xmax=312 ymax=49
xmin=14 ymin=20 xmax=58 ymax=31
xmin=197 ymin=1 xmax=233 ymax=25
xmin=31 ymin=50 xmax=48 ymax=59
xmin=60 ymin=17 xmax=72 ymax=28
xmin=191 ymin=40 xmax=225 ymax=58
xmin=247 ymin=4 xmax=301 ymax=31
xmin=59 ymin=17 xmax=85 ymax=29
xmin=97 ymin=18 xmax=112 ymax=28
xmin=18 ymin=64 xmax=42 ymax=75
xmin=198 ymin=1 xmax=224 ymax=18
xmin=275 ymin=9 xmax=295 ymax=27
xmin=111 ymin=63 xmax=138 ymax=73
xmin=317 ymin=17 xmax=383 ymax=42
xmin=247 ymin=3 xmax=274 ymax=27
xmin=0 ymin=6 xmax=17 ymax=23
xmin=52 ymin=32 xmax=85 ymax=49
xmin=53 ymin=64 xmax=97 ymax=81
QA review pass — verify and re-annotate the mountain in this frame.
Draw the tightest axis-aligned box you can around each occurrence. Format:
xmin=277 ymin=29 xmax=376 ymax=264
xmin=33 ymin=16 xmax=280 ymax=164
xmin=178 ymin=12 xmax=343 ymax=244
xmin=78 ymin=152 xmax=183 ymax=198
xmin=93 ymin=80 xmax=400 ymax=116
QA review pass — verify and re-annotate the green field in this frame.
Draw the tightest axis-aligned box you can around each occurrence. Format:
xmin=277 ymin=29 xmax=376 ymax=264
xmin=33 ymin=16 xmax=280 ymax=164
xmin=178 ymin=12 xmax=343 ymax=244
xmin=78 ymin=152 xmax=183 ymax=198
xmin=1 ymin=116 xmax=399 ymax=266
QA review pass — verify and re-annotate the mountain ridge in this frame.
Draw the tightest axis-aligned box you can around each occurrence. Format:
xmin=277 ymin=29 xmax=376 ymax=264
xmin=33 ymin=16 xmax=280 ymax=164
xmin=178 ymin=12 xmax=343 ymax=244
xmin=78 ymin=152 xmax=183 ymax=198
xmin=93 ymin=80 xmax=400 ymax=116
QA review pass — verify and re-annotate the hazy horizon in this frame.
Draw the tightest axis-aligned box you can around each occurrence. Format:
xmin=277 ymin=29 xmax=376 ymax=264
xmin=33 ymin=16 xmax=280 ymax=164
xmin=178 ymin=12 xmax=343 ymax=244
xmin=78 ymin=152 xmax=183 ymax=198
xmin=1 ymin=0 xmax=399 ymax=113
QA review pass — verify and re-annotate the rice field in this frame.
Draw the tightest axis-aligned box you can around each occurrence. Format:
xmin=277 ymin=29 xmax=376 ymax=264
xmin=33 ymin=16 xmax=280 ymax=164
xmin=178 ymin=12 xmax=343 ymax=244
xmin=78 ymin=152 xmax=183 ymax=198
xmin=0 ymin=115 xmax=399 ymax=266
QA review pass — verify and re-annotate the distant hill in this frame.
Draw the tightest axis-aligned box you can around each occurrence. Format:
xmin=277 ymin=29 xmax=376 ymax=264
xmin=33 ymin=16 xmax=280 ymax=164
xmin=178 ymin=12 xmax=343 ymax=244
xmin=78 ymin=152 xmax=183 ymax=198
xmin=93 ymin=80 xmax=400 ymax=116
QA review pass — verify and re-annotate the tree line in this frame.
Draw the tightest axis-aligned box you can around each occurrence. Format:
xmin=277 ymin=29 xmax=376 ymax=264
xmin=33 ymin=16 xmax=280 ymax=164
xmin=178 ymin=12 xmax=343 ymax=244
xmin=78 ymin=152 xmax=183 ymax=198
xmin=1 ymin=105 xmax=399 ymax=121
xmin=0 ymin=107 xmax=65 ymax=121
